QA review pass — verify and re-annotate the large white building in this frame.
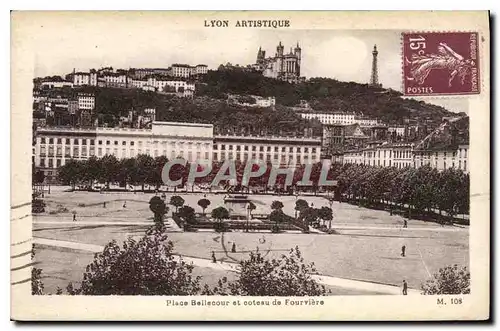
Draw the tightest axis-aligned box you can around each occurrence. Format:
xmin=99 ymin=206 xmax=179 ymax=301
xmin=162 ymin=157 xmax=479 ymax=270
xmin=413 ymin=144 xmax=469 ymax=173
xmin=171 ymin=64 xmax=208 ymax=78
xmin=343 ymin=142 xmax=414 ymax=169
xmin=77 ymin=93 xmax=95 ymax=111
xmin=101 ymin=73 xmax=128 ymax=88
xmin=34 ymin=122 xmax=323 ymax=182
xmin=73 ymin=71 xmax=98 ymax=86
xmin=299 ymin=112 xmax=380 ymax=127
xmin=341 ymin=141 xmax=469 ymax=173
xmin=213 ymin=135 xmax=321 ymax=167
xmin=300 ymin=112 xmax=355 ymax=125
xmin=34 ymin=122 xmax=214 ymax=182
xmin=40 ymin=81 xmax=74 ymax=89
xmin=145 ymin=77 xmax=195 ymax=93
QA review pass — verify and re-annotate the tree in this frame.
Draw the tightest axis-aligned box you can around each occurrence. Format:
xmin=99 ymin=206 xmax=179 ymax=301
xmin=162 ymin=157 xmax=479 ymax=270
xmin=83 ymin=156 xmax=102 ymax=189
xmin=100 ymin=154 xmax=119 ymax=189
xmin=178 ymin=205 xmax=196 ymax=227
xmin=211 ymin=206 xmax=230 ymax=223
xmin=153 ymin=156 xmax=169 ymax=189
xmin=295 ymin=199 xmax=309 ymax=218
xmin=269 ymin=209 xmax=286 ymax=233
xmin=135 ymin=154 xmax=155 ymax=191
xmin=33 ymin=170 xmax=45 ymax=185
xmin=203 ymin=247 xmax=328 ymax=296
xmin=302 ymin=207 xmax=320 ymax=230
xmin=197 ymin=198 xmax=211 ymax=215
xmin=169 ymin=195 xmax=185 ymax=213
xmin=318 ymin=206 xmax=333 ymax=228
xmin=149 ymin=196 xmax=168 ymax=227
xmin=57 ymin=159 xmax=82 ymax=190
xmin=72 ymin=231 xmax=201 ymax=295
xmin=271 ymin=200 xmax=284 ymax=210
xmin=421 ymin=265 xmax=470 ymax=295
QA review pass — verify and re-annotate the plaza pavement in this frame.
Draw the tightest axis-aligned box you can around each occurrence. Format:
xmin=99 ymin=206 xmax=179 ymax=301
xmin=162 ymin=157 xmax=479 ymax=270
xmin=33 ymin=237 xmax=421 ymax=295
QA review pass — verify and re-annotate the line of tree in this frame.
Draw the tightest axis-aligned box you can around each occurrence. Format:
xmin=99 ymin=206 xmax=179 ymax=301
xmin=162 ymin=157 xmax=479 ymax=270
xmin=57 ymin=155 xmax=469 ymax=219
xmin=331 ymin=163 xmax=469 ymax=219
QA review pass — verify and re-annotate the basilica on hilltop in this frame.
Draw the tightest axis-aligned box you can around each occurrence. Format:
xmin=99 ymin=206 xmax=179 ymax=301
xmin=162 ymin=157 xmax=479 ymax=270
xmin=253 ymin=42 xmax=303 ymax=83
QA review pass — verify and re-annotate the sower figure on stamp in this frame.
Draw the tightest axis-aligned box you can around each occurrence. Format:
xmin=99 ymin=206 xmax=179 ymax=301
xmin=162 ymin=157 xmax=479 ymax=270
xmin=401 ymin=245 xmax=406 ymax=257
xmin=402 ymin=280 xmax=408 ymax=295
xmin=406 ymin=42 xmax=474 ymax=87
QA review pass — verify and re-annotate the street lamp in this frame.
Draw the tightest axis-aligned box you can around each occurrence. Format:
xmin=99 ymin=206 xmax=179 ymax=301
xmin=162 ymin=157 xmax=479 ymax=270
xmin=246 ymin=203 xmax=251 ymax=233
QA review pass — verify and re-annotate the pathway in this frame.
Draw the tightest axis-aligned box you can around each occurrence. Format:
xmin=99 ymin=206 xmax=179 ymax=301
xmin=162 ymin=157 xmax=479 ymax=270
xmin=33 ymin=237 xmax=421 ymax=295
xmin=33 ymin=220 xmax=464 ymax=233
xmin=33 ymin=217 xmax=183 ymax=232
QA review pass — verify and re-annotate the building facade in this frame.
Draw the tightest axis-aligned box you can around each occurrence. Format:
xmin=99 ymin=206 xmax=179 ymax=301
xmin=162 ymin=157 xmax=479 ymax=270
xmin=73 ymin=71 xmax=98 ymax=86
xmin=300 ymin=112 xmax=379 ymax=127
xmin=342 ymin=142 xmax=414 ymax=169
xmin=34 ymin=122 xmax=214 ymax=182
xmin=212 ymin=135 xmax=321 ymax=167
xmin=300 ymin=112 xmax=356 ymax=125
xmin=341 ymin=141 xmax=469 ymax=173
xmin=77 ymin=93 xmax=95 ymax=111
xmin=254 ymin=42 xmax=302 ymax=83
xmin=34 ymin=122 xmax=324 ymax=183
xmin=40 ymin=81 xmax=74 ymax=89
xmin=413 ymin=144 xmax=469 ymax=173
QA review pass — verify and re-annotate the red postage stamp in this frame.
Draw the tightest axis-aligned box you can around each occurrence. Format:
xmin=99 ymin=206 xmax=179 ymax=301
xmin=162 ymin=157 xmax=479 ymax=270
xmin=403 ymin=32 xmax=480 ymax=96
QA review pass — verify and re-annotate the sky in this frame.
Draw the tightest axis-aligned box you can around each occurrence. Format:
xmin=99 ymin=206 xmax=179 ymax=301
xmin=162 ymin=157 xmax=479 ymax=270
xmin=34 ymin=27 xmax=468 ymax=114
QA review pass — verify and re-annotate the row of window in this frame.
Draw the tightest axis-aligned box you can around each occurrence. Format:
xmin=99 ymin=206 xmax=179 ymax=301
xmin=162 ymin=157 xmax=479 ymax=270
xmin=349 ymin=148 xmax=469 ymax=161
xmin=344 ymin=159 xmax=468 ymax=172
xmin=214 ymin=144 xmax=317 ymax=153
xmin=213 ymin=152 xmax=316 ymax=163
xmin=39 ymin=137 xmax=211 ymax=148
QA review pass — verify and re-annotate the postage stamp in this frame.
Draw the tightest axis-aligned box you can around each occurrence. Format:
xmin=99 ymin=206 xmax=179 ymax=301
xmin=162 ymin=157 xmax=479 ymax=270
xmin=10 ymin=11 xmax=490 ymax=322
xmin=403 ymin=32 xmax=480 ymax=96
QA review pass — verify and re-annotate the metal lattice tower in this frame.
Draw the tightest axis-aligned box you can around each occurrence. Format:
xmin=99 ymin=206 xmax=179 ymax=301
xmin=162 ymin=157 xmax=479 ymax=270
xmin=370 ymin=44 xmax=380 ymax=87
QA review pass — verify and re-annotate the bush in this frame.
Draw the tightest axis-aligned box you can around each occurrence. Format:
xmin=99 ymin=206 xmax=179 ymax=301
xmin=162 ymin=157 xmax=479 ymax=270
xmin=421 ymin=264 xmax=470 ymax=295
xmin=32 ymin=199 xmax=46 ymax=213
xmin=70 ymin=230 xmax=201 ymax=295
xmin=77 ymin=203 xmax=86 ymax=207
xmin=32 ymin=267 xmax=44 ymax=295
xmin=203 ymin=246 xmax=329 ymax=296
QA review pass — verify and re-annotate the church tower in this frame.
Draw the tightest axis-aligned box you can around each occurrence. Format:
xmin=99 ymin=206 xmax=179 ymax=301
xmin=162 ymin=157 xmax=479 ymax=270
xmin=294 ymin=42 xmax=302 ymax=76
xmin=369 ymin=44 xmax=381 ymax=87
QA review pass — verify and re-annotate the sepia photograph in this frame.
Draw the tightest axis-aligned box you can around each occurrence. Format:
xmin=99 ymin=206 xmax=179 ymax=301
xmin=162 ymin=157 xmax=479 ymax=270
xmin=10 ymin=11 xmax=490 ymax=321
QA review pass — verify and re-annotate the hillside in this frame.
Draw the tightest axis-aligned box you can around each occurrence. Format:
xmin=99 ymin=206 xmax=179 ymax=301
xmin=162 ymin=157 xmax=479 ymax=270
xmin=197 ymin=71 xmax=456 ymax=125
xmin=34 ymin=70 xmax=457 ymax=134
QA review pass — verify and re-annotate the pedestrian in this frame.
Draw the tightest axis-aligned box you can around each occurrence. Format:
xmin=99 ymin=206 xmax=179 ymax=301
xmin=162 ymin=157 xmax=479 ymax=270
xmin=402 ymin=280 xmax=408 ymax=295
xmin=403 ymin=219 xmax=408 ymax=228
xmin=103 ymin=202 xmax=106 ymax=208
xmin=231 ymin=242 xmax=236 ymax=253
xmin=401 ymin=245 xmax=406 ymax=257
xmin=123 ymin=201 xmax=127 ymax=208
xmin=73 ymin=213 xmax=76 ymax=222
xmin=211 ymin=251 xmax=217 ymax=263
